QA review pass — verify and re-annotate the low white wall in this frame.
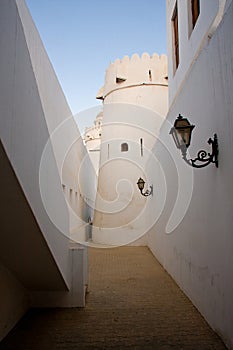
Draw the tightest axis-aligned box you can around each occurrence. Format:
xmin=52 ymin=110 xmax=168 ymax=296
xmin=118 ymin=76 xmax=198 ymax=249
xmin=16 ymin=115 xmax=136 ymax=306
xmin=148 ymin=4 xmax=233 ymax=348
xmin=0 ymin=263 xmax=29 ymax=341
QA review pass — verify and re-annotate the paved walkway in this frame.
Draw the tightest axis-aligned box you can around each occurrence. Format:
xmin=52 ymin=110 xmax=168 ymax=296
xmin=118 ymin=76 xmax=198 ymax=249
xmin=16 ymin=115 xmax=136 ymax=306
xmin=0 ymin=247 xmax=226 ymax=349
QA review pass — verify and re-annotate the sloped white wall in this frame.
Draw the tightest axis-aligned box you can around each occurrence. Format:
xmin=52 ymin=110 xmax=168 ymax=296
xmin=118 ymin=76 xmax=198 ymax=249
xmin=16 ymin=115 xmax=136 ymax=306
xmin=0 ymin=0 xmax=95 ymax=340
xmin=0 ymin=0 xmax=71 ymax=285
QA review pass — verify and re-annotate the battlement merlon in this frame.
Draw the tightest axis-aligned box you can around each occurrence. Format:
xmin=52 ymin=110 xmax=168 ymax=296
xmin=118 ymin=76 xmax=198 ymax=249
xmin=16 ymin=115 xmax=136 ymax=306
xmin=96 ymin=52 xmax=168 ymax=101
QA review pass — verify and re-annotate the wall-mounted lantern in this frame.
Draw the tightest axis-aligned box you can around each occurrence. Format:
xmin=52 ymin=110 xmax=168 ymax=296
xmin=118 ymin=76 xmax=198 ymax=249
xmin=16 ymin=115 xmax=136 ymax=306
xmin=137 ymin=177 xmax=153 ymax=197
xmin=170 ymin=114 xmax=219 ymax=168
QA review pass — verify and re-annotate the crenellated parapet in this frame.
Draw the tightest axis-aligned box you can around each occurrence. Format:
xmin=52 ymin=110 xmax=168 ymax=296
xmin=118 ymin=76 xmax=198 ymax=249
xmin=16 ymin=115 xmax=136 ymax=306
xmin=96 ymin=52 xmax=168 ymax=100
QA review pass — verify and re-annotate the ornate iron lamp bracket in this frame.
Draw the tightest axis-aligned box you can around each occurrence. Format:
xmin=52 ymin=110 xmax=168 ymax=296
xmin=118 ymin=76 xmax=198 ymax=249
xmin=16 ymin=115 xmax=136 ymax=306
xmin=181 ymin=133 xmax=219 ymax=168
xmin=139 ymin=185 xmax=153 ymax=197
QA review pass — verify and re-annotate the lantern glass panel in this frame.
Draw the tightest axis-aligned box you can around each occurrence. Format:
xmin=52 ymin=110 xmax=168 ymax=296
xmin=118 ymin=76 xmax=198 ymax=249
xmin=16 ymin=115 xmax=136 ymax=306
xmin=173 ymin=115 xmax=195 ymax=148
xmin=170 ymin=127 xmax=181 ymax=149
xmin=137 ymin=178 xmax=145 ymax=190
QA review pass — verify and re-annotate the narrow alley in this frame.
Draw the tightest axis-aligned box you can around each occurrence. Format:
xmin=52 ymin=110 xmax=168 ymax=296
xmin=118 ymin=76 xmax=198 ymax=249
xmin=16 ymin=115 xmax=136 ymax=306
xmin=0 ymin=247 xmax=226 ymax=349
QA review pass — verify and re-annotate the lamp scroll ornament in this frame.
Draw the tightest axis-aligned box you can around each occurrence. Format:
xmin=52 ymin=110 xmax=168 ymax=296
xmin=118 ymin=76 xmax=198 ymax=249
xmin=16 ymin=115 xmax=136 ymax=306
xmin=137 ymin=177 xmax=153 ymax=197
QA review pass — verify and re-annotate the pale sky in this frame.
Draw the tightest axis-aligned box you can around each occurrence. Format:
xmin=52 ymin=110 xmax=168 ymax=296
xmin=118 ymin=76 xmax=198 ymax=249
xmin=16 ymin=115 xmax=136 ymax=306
xmin=25 ymin=0 xmax=167 ymax=132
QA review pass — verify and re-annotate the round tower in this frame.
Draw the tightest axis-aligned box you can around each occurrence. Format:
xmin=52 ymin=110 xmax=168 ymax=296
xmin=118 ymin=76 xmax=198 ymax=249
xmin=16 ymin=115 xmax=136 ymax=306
xmin=93 ymin=53 xmax=168 ymax=246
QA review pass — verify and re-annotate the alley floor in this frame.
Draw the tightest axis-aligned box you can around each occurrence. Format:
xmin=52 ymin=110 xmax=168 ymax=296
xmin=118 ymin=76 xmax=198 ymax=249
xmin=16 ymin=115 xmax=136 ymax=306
xmin=0 ymin=246 xmax=226 ymax=350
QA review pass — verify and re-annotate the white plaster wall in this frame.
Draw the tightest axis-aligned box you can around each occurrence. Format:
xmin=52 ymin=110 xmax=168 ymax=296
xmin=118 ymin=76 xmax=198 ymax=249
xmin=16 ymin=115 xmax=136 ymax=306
xmin=148 ymin=3 xmax=233 ymax=348
xmin=167 ymin=0 xmax=230 ymax=106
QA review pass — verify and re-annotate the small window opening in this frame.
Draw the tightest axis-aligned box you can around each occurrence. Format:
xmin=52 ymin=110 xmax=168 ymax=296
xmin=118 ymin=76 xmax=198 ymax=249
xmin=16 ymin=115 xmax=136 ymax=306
xmin=116 ymin=77 xmax=126 ymax=83
xmin=192 ymin=0 xmax=200 ymax=28
xmin=107 ymin=143 xmax=110 ymax=159
xmin=149 ymin=70 xmax=152 ymax=81
xmin=140 ymin=138 xmax=143 ymax=157
xmin=172 ymin=3 xmax=179 ymax=70
xmin=121 ymin=143 xmax=128 ymax=152
xmin=62 ymin=184 xmax=65 ymax=192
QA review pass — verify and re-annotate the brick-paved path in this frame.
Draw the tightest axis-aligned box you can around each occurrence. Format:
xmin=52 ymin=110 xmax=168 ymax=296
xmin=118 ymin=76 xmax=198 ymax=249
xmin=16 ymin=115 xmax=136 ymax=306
xmin=0 ymin=247 xmax=226 ymax=349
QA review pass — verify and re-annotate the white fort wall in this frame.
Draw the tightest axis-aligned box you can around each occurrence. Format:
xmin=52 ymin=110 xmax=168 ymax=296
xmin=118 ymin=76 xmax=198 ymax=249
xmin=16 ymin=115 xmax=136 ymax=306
xmin=147 ymin=1 xmax=233 ymax=348
xmin=0 ymin=0 xmax=95 ymax=339
xmin=93 ymin=54 xmax=168 ymax=246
